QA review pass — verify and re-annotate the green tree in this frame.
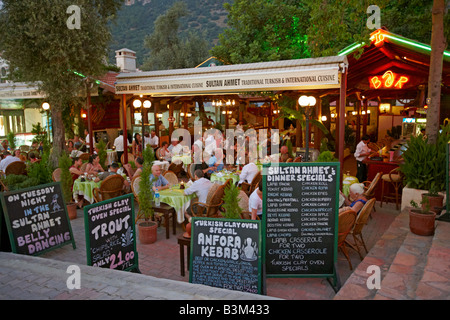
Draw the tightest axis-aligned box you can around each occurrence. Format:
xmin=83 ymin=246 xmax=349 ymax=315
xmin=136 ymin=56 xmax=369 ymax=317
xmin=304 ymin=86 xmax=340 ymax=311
xmin=211 ymin=0 xmax=311 ymax=64
xmin=141 ymin=1 xmax=209 ymax=71
xmin=0 ymin=0 xmax=123 ymax=166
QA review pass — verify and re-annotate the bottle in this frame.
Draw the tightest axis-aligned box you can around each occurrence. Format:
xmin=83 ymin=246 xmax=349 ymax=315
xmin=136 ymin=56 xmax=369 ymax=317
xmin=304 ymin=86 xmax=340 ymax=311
xmin=155 ymin=189 xmax=160 ymax=207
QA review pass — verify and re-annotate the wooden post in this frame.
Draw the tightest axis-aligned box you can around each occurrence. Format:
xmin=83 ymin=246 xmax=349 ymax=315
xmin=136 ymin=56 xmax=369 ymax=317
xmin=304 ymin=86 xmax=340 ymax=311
xmin=339 ymin=70 xmax=347 ymax=187
xmin=169 ymin=103 xmax=174 ymax=137
xmin=363 ymin=100 xmax=368 ymax=136
xmin=86 ymin=81 xmax=94 ymax=155
xmin=122 ymin=94 xmax=128 ymax=164
xmin=356 ymin=99 xmax=361 ymax=143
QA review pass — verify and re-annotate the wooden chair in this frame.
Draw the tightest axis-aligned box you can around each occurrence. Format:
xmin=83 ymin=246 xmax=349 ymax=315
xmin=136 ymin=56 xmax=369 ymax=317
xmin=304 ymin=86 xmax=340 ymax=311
xmin=163 ymin=170 xmax=178 ymax=185
xmin=362 ymin=171 xmax=382 ymax=214
xmin=346 ymin=198 xmax=376 ymax=260
xmin=338 ymin=209 xmax=357 ymax=270
xmin=121 ymin=153 xmax=135 ymax=164
xmin=380 ymin=167 xmax=404 ymax=210
xmin=93 ymin=174 xmax=125 ymax=203
xmin=5 ymin=161 xmax=27 ymax=176
xmin=52 ymin=168 xmax=62 ymax=182
xmin=188 ymin=182 xmax=226 ymax=218
xmin=79 ymin=153 xmax=90 ymax=161
xmin=241 ymin=171 xmax=262 ymax=196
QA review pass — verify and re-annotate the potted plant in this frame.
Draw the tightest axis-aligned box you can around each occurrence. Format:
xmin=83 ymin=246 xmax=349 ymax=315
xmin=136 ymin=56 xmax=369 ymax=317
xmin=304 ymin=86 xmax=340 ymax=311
xmin=409 ymin=199 xmax=436 ymax=236
xmin=59 ymin=153 xmax=77 ymax=220
xmin=137 ymin=145 xmax=158 ymax=244
xmin=421 ymin=185 xmax=445 ymax=215
xmin=221 ymin=183 xmax=243 ymax=219
xmin=400 ymin=124 xmax=450 ymax=210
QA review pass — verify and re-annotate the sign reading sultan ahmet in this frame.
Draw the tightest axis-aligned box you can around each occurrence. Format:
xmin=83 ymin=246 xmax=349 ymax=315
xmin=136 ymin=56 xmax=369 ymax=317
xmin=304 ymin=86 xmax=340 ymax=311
xmin=115 ymin=56 xmax=347 ymax=96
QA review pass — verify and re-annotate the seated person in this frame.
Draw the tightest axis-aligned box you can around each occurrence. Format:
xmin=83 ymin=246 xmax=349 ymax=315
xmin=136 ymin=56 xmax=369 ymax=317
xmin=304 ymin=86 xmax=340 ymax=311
xmin=69 ymin=157 xmax=84 ymax=182
xmin=249 ymin=180 xmax=263 ymax=220
xmin=184 ymin=169 xmax=214 ymax=220
xmin=158 ymin=141 xmax=171 ymax=161
xmin=123 ymin=156 xmax=143 ymax=179
xmin=95 ymin=162 xmax=130 ymax=190
xmin=339 ymin=183 xmax=367 ymax=215
xmin=207 ymin=148 xmax=224 ymax=173
xmin=85 ymin=154 xmax=105 ymax=175
xmin=149 ymin=164 xmax=170 ymax=193
xmin=280 ymin=145 xmax=290 ymax=162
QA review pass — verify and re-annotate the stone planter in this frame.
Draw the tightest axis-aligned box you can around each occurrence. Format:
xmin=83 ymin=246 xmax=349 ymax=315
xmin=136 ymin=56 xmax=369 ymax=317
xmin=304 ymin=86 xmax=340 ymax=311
xmin=401 ymin=185 xmax=446 ymax=211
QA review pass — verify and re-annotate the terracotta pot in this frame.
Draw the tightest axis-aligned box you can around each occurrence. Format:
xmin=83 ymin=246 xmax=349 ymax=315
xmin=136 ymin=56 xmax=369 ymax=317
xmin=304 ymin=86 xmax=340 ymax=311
xmin=183 ymin=222 xmax=191 ymax=239
xmin=66 ymin=203 xmax=78 ymax=220
xmin=409 ymin=209 xmax=436 ymax=236
xmin=421 ymin=193 xmax=444 ymax=215
xmin=138 ymin=221 xmax=158 ymax=244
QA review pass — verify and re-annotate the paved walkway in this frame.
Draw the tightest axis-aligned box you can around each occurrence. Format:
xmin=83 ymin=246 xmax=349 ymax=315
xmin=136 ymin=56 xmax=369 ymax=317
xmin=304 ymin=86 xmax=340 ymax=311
xmin=1 ymin=200 xmax=405 ymax=300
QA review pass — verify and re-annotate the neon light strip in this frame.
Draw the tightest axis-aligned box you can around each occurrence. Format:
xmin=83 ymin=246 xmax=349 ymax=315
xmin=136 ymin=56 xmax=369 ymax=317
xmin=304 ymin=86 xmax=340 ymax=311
xmin=383 ymin=34 xmax=450 ymax=58
xmin=338 ymin=42 xmax=364 ymax=56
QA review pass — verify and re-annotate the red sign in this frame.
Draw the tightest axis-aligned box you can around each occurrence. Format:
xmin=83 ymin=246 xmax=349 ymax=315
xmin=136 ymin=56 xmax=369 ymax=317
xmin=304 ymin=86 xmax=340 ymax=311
xmin=369 ymin=70 xmax=409 ymax=89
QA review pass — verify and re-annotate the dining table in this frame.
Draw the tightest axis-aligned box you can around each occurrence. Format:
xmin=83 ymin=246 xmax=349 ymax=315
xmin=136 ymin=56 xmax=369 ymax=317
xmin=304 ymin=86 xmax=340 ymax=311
xmin=72 ymin=178 xmax=102 ymax=204
xmin=159 ymin=185 xmax=195 ymax=224
xmin=171 ymin=155 xmax=192 ymax=169
xmin=210 ymin=171 xmax=240 ymax=185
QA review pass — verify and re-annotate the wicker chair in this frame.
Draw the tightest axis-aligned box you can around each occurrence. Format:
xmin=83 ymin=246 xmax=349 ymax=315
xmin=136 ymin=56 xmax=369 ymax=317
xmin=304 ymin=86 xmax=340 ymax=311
xmin=187 ymin=164 xmax=196 ymax=180
xmin=346 ymin=198 xmax=376 ymax=260
xmin=362 ymin=172 xmax=382 ymax=214
xmin=121 ymin=153 xmax=135 ymax=165
xmin=293 ymin=156 xmax=302 ymax=163
xmin=167 ymin=162 xmax=184 ymax=176
xmin=338 ymin=209 xmax=357 ymax=270
xmin=93 ymin=174 xmax=125 ymax=203
xmin=241 ymin=171 xmax=262 ymax=197
xmin=163 ymin=170 xmax=178 ymax=185
xmin=155 ymin=148 xmax=163 ymax=160
xmin=19 ymin=145 xmax=30 ymax=152
xmin=131 ymin=175 xmax=141 ymax=203
xmin=52 ymin=168 xmax=62 ymax=182
xmin=240 ymin=211 xmax=260 ymax=220
xmin=286 ymin=158 xmax=293 ymax=163
xmin=79 ymin=153 xmax=90 ymax=161
xmin=188 ymin=182 xmax=226 ymax=218
xmin=5 ymin=161 xmax=27 ymax=176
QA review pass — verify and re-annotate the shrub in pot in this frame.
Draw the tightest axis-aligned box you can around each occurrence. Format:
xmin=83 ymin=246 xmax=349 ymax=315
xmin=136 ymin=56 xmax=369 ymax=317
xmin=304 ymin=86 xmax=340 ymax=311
xmin=421 ymin=186 xmax=444 ymax=215
xmin=137 ymin=145 xmax=157 ymax=244
xmin=59 ymin=153 xmax=77 ymax=220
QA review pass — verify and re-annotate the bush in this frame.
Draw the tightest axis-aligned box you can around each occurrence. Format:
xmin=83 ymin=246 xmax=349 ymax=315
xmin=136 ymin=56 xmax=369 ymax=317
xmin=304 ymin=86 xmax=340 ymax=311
xmin=59 ymin=153 xmax=74 ymax=204
xmin=400 ymin=124 xmax=450 ymax=192
xmin=221 ymin=183 xmax=242 ymax=219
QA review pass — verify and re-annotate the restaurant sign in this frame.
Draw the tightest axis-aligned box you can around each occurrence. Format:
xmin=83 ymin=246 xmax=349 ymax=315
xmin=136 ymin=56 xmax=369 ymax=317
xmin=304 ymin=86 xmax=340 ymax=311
xmin=369 ymin=70 xmax=409 ymax=89
xmin=115 ymin=67 xmax=341 ymax=95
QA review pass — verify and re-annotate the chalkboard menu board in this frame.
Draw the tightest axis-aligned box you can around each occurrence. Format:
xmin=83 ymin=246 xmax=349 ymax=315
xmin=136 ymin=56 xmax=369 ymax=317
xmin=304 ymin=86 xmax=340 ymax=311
xmin=0 ymin=182 xmax=76 ymax=255
xmin=84 ymin=194 xmax=138 ymax=272
xmin=263 ymin=162 xmax=339 ymax=278
xmin=189 ymin=217 xmax=262 ymax=294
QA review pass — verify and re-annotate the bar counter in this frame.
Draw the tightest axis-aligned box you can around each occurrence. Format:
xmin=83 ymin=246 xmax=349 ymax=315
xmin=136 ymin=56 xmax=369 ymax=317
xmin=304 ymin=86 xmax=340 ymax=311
xmin=363 ymin=157 xmax=404 ymax=201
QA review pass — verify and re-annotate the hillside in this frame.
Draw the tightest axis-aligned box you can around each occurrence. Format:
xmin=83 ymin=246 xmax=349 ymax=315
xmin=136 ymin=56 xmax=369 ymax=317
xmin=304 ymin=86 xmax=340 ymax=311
xmin=108 ymin=0 xmax=230 ymax=67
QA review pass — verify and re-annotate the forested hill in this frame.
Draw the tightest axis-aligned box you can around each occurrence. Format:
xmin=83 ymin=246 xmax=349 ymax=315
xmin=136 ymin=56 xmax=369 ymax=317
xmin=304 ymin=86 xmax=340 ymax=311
xmin=108 ymin=0 xmax=230 ymax=67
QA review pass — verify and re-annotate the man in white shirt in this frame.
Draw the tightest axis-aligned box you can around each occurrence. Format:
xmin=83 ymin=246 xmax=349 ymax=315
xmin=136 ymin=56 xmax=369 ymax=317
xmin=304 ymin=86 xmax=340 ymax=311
xmin=114 ymin=130 xmax=125 ymax=164
xmin=149 ymin=130 xmax=159 ymax=150
xmin=238 ymin=162 xmax=259 ymax=185
xmin=184 ymin=169 xmax=213 ymax=219
xmin=354 ymin=135 xmax=375 ymax=182
xmin=84 ymin=129 xmax=96 ymax=151
xmin=0 ymin=151 xmax=21 ymax=172
xmin=249 ymin=180 xmax=263 ymax=220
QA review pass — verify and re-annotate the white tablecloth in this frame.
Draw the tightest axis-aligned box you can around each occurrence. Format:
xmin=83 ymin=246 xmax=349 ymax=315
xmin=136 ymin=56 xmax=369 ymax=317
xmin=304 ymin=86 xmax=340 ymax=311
xmin=153 ymin=160 xmax=170 ymax=171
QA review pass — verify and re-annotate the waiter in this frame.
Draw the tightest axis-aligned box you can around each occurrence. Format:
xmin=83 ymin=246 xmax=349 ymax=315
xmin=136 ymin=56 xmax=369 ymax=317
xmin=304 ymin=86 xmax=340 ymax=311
xmin=354 ymin=135 xmax=375 ymax=183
